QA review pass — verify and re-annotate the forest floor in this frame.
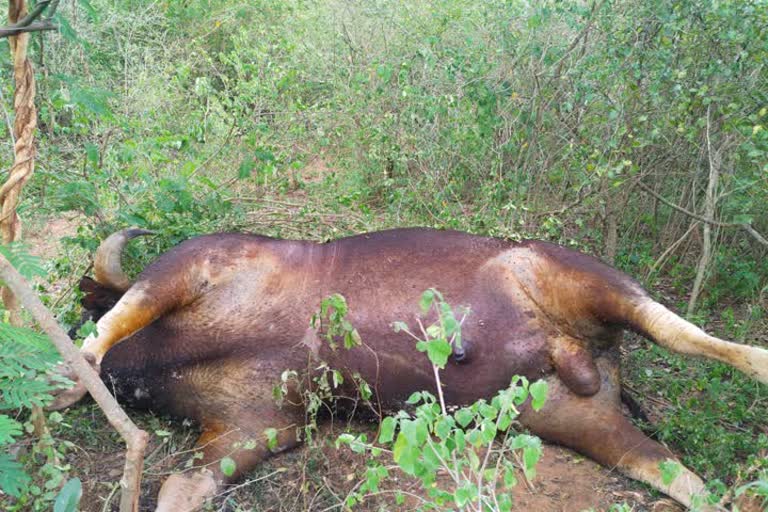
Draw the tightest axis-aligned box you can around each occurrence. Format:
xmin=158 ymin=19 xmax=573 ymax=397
xmin=58 ymin=405 xmax=670 ymax=512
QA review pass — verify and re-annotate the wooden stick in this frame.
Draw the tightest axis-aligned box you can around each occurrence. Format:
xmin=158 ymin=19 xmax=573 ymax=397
xmin=0 ymin=254 xmax=148 ymax=512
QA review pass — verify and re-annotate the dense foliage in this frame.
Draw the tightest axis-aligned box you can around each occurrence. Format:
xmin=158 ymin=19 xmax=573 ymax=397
xmin=0 ymin=0 xmax=766 ymax=509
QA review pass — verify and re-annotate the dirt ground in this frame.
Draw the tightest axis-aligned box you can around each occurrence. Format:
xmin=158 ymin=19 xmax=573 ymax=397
xmin=65 ymin=411 xmax=666 ymax=512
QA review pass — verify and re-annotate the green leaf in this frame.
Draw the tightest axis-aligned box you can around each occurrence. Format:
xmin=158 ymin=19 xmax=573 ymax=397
xmin=77 ymin=0 xmax=99 ymax=22
xmin=356 ymin=376 xmax=372 ymax=400
xmin=336 ymin=433 xmax=355 ymax=448
xmin=659 ymin=460 xmax=682 ymax=486
xmin=254 ymin=147 xmax=276 ymax=161
xmin=0 ymin=243 xmax=45 ymax=281
xmin=455 ymin=408 xmax=473 ymax=428
xmin=434 ymin=416 xmax=455 ymax=439
xmin=529 ymin=380 xmax=548 ymax=412
xmin=264 ymin=428 xmax=278 ymax=450
xmin=0 ymin=453 xmax=30 ymax=498
xmin=479 ymin=403 xmax=498 ymax=420
xmin=331 ymin=370 xmax=343 ymax=388
xmin=480 ymin=418 xmax=497 ymax=443
xmin=453 ymin=429 xmax=466 ymax=451
xmin=85 ymin=143 xmax=99 ymax=165
xmin=400 ymin=418 xmax=427 ymax=446
xmin=443 ymin=313 xmax=459 ymax=337
xmin=497 ymin=412 xmax=513 ymax=431
xmin=511 ymin=434 xmax=542 ymax=479
xmin=392 ymin=321 xmax=408 ymax=333
xmin=52 ymin=14 xmax=79 ymax=43
xmin=523 ymin=442 xmax=542 ymax=479
xmin=75 ymin=320 xmax=98 ymax=340
xmin=219 ymin=457 xmax=236 ymax=477
xmin=58 ymin=76 xmax=114 ymax=119
xmin=238 ymin=159 xmax=255 ymax=179
xmin=426 ymin=339 xmax=452 ymax=368
xmin=378 ymin=417 xmax=396 ymax=444
xmin=53 ymin=478 xmax=82 ymax=512
xmin=406 ymin=392 xmax=423 ymax=404
xmin=419 ymin=289 xmax=435 ymax=314
xmin=392 ymin=432 xmax=419 ymax=475
xmin=0 ymin=415 xmax=22 ymax=444
xmin=498 ymin=492 xmax=513 ymax=512
xmin=343 ymin=329 xmax=362 ymax=349
xmin=454 ymin=485 xmax=471 ymax=507
xmin=503 ymin=465 xmax=517 ymax=488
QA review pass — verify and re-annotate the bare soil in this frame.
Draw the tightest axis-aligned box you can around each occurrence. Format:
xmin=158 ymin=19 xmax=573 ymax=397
xmin=24 ymin=213 xmax=81 ymax=259
xmin=61 ymin=408 xmax=670 ymax=512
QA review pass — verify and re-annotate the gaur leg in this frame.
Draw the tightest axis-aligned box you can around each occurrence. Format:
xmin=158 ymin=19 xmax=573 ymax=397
xmin=154 ymin=359 xmax=305 ymax=511
xmin=633 ymin=301 xmax=768 ymax=385
xmin=520 ymin=353 xmax=711 ymax=509
xmin=155 ymin=405 xmax=302 ymax=512
xmin=49 ymin=271 xmax=203 ymax=410
xmin=155 ymin=416 xmax=300 ymax=512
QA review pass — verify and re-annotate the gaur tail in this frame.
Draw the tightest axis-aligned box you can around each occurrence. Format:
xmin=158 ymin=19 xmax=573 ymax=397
xmin=628 ymin=297 xmax=768 ymax=385
xmin=93 ymin=228 xmax=154 ymax=291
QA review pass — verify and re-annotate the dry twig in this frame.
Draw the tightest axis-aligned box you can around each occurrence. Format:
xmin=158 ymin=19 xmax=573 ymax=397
xmin=637 ymin=181 xmax=768 ymax=249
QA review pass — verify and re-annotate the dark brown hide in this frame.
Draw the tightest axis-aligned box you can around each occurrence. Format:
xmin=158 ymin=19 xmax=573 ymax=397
xmin=97 ymin=229 xmax=630 ymax=413
xmin=70 ymin=227 xmax=767 ymax=511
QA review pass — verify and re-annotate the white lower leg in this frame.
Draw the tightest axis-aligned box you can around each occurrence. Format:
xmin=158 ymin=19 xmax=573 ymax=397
xmin=638 ymin=301 xmax=768 ymax=385
xmin=628 ymin=458 xmax=714 ymax=511
xmin=155 ymin=469 xmax=218 ymax=512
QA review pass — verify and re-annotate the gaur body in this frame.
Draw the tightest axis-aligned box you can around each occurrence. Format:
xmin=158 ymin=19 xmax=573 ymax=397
xmin=53 ymin=227 xmax=768 ymax=511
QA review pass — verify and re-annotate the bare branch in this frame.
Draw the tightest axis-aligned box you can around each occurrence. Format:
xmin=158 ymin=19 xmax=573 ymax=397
xmin=742 ymin=223 xmax=768 ymax=248
xmin=0 ymin=21 xmax=57 ymax=37
xmin=637 ymin=180 xmax=768 ymax=249
xmin=44 ymin=0 xmax=60 ymax=20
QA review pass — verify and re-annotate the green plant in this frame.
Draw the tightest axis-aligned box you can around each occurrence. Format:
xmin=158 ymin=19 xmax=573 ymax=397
xmin=0 ymin=246 xmax=76 ymax=509
xmin=336 ymin=289 xmax=547 ymax=511
xmin=310 ymin=293 xmax=362 ymax=350
xmin=735 ymin=470 xmax=768 ymax=511
xmin=271 ymin=294 xmax=371 ymax=453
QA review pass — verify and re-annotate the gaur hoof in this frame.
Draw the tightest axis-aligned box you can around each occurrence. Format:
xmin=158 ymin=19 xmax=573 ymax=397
xmin=156 ymin=469 xmax=218 ymax=512
xmin=46 ymin=352 xmax=100 ymax=411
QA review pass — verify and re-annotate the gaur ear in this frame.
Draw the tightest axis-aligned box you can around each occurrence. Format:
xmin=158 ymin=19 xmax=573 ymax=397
xmin=79 ymin=276 xmax=123 ymax=314
xmin=78 ymin=276 xmax=100 ymax=294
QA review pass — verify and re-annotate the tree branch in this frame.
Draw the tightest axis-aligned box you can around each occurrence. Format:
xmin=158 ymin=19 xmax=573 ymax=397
xmin=0 ymin=0 xmax=58 ymax=39
xmin=637 ymin=180 xmax=768 ymax=249
xmin=0 ymin=255 xmax=149 ymax=512
xmin=0 ymin=21 xmax=57 ymax=37
xmin=14 ymin=0 xmax=50 ymax=27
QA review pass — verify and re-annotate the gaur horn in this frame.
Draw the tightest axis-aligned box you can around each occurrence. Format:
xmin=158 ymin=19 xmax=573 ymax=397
xmin=93 ymin=228 xmax=154 ymax=291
